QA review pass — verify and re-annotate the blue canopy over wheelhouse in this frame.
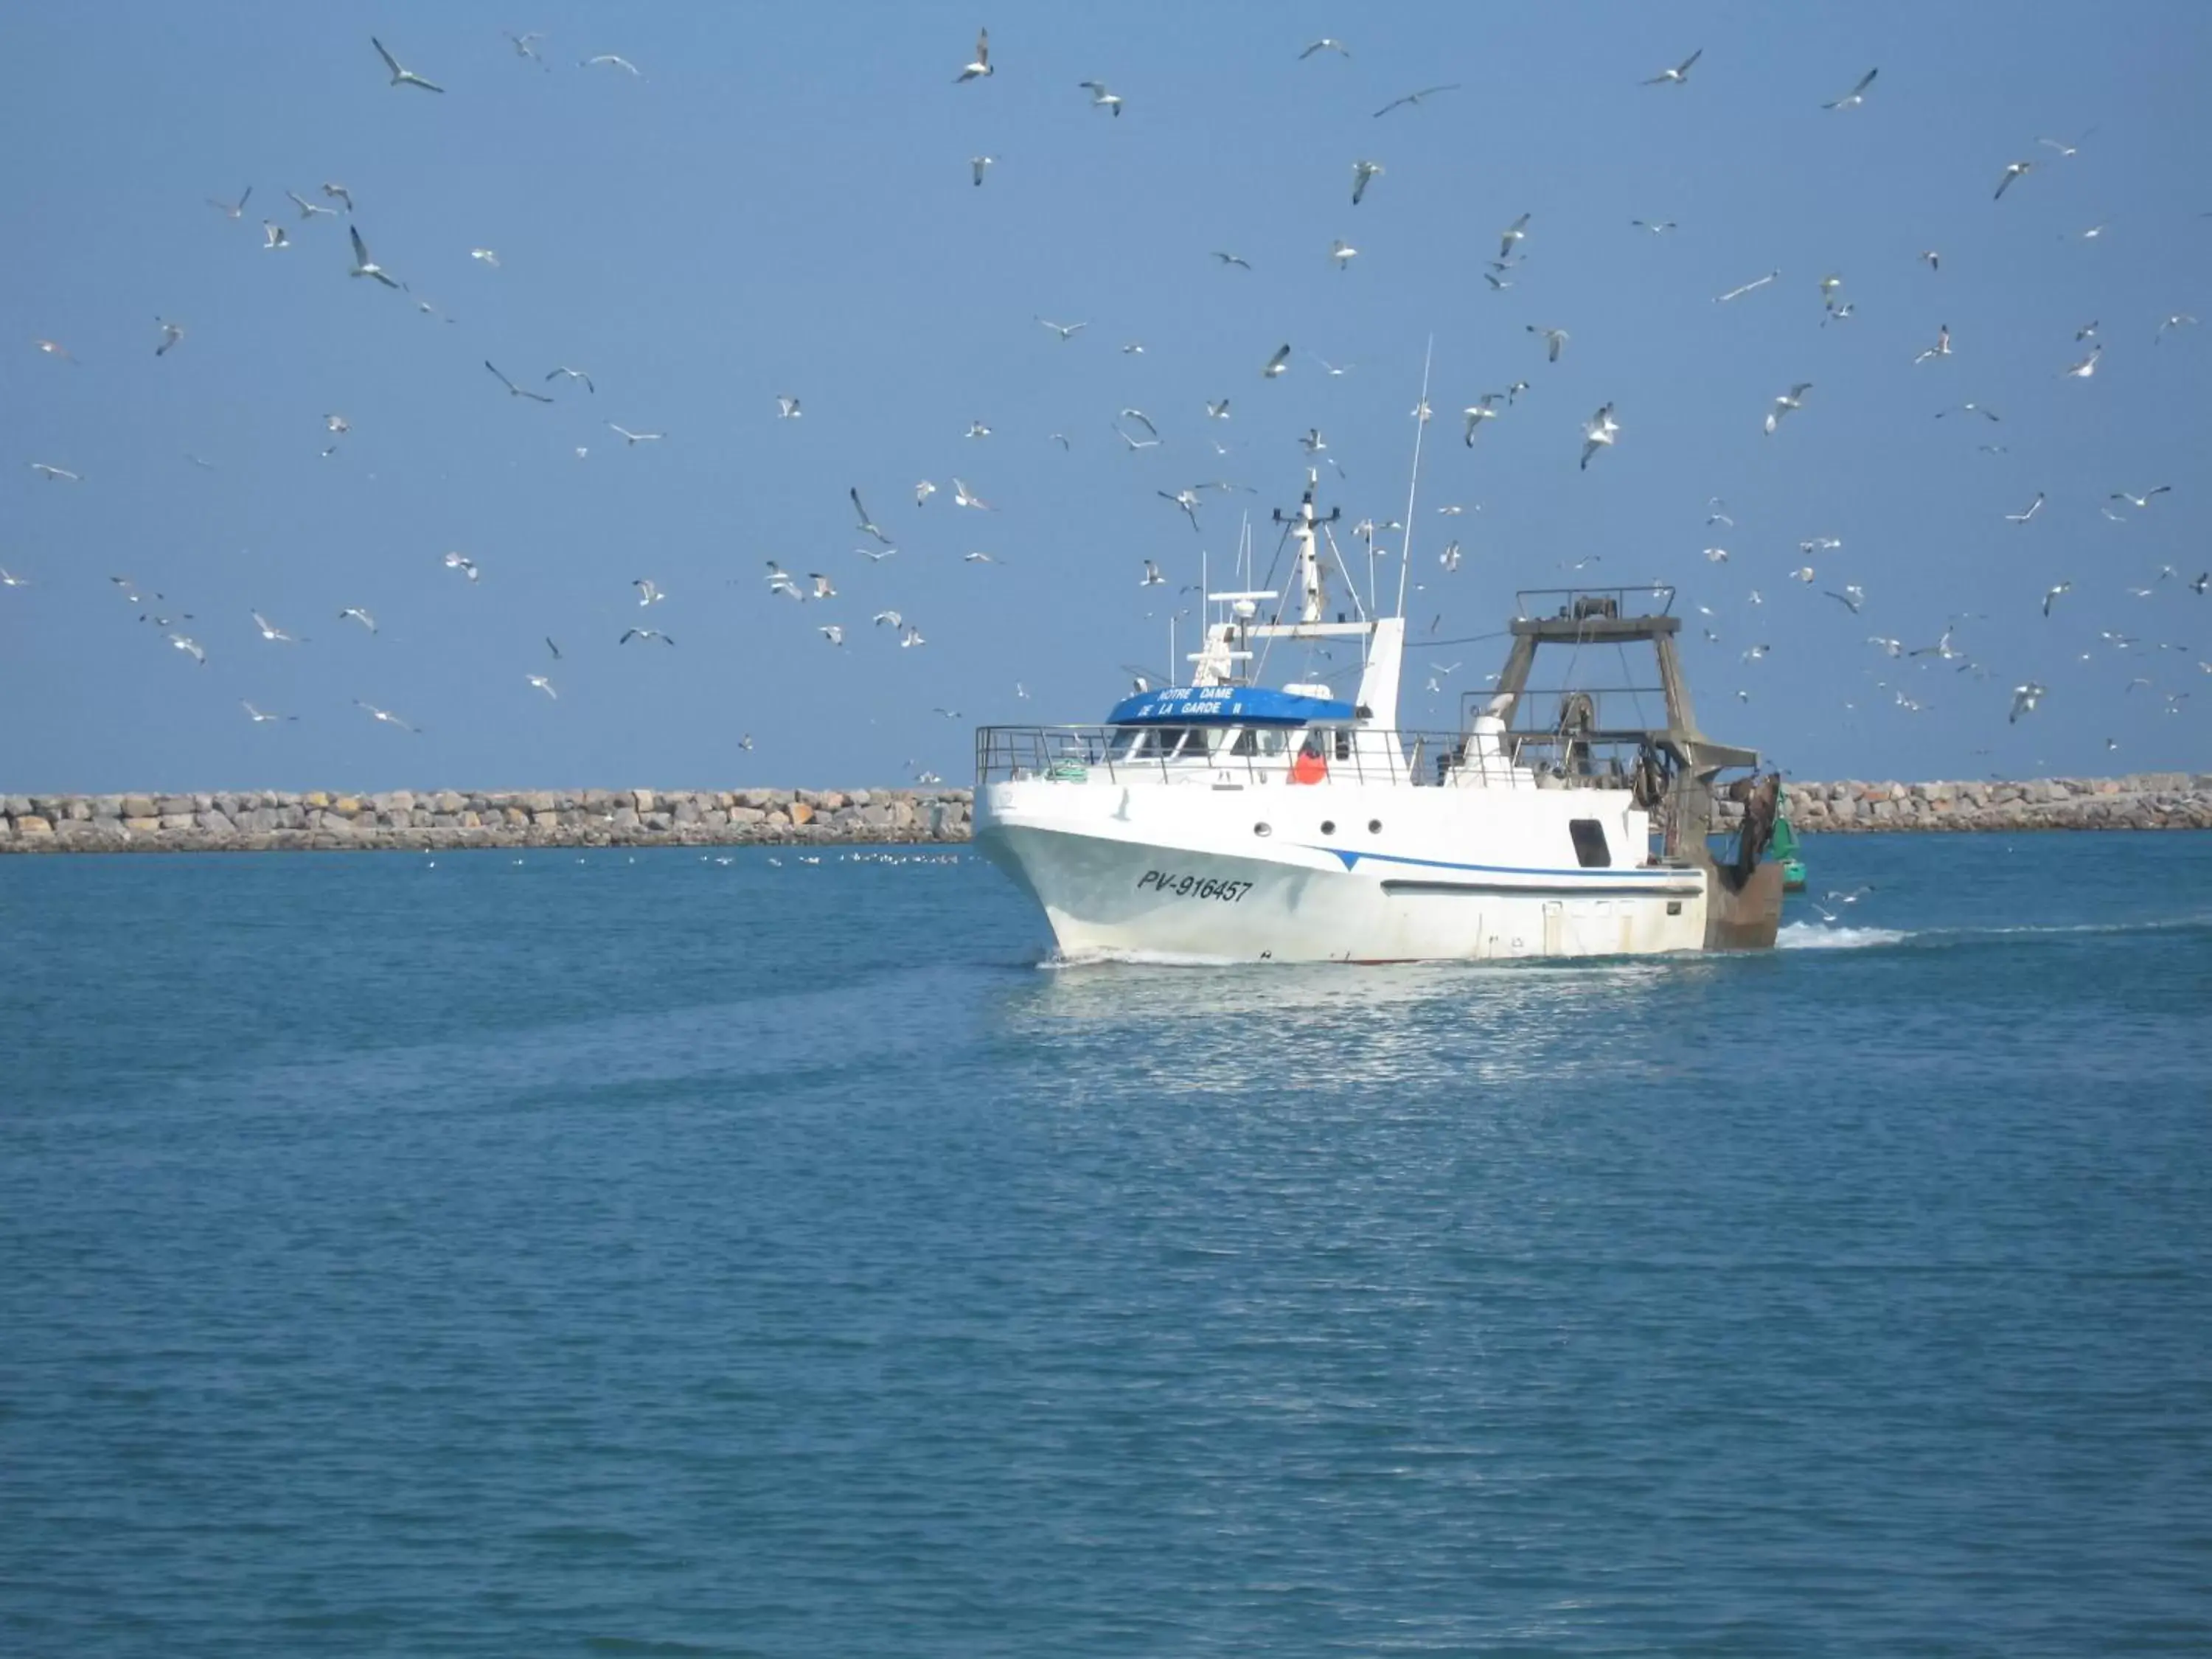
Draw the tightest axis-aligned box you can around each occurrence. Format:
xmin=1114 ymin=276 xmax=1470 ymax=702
xmin=1105 ymin=686 xmax=1359 ymax=727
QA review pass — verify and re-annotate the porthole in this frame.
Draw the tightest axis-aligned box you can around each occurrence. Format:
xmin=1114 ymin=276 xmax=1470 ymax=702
xmin=1320 ymin=819 xmax=1336 ymax=835
xmin=1368 ymin=818 xmax=1382 ymax=834
xmin=1254 ymin=822 xmax=1271 ymax=838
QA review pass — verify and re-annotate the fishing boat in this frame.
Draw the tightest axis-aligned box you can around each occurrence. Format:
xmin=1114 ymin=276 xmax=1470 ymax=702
xmin=973 ymin=471 xmax=1784 ymax=964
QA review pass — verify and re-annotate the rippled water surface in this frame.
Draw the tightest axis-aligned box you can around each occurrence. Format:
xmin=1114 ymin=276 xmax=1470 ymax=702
xmin=4 ymin=832 xmax=2210 ymax=1656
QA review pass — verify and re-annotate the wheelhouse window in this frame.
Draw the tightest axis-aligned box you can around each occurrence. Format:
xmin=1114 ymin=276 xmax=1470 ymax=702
xmin=1568 ymin=818 xmax=1611 ymax=868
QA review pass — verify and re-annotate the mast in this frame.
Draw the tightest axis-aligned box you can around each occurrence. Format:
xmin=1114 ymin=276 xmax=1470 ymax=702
xmin=1273 ymin=469 xmax=1340 ymax=625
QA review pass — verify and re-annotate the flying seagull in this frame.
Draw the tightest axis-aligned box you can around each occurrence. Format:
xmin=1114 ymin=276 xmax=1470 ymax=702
xmin=526 ymin=675 xmax=557 ymax=699
xmin=1212 ymin=251 xmax=1253 ymax=270
xmin=155 ymin=319 xmax=184 ymax=357
xmin=1579 ymin=403 xmax=1619 ymax=470
xmin=29 ymin=462 xmax=80 ymax=481
xmin=1036 ymin=316 xmax=1088 ymax=340
xmin=2008 ymin=682 xmax=2045 ymax=724
xmin=1352 ymin=159 xmax=1382 ymax=205
xmin=852 ymin=487 xmax=892 ymax=544
xmin=371 ymin=38 xmax=443 ymax=93
xmin=2043 ymin=582 xmax=2071 ymax=616
xmin=1822 ymin=68 xmax=1878 ymax=109
xmin=776 ymin=394 xmax=802 ymax=418
xmin=285 ymin=189 xmax=336 ymax=220
xmin=956 ymin=27 xmax=992 ymax=82
xmin=971 ymin=155 xmax=995 ymax=186
xmin=1764 ymin=383 xmax=1812 ymax=434
xmin=485 ymin=361 xmax=553 ymax=403
xmin=251 ymin=611 xmax=302 ymax=641
xmin=1078 ymin=80 xmax=1123 ymax=115
xmin=442 ymin=552 xmax=480 ymax=582
xmin=1643 ymin=48 xmax=1703 ymax=86
xmin=2005 ymin=492 xmax=2045 ymax=523
xmin=1262 ymin=343 xmax=1292 ymax=378
xmin=952 ymin=478 xmax=992 ymax=510
xmin=619 ymin=627 xmax=675 ymax=646
xmin=2062 ymin=344 xmax=2101 ymax=379
xmin=2110 ymin=486 xmax=2171 ymax=509
xmin=167 ymin=632 xmax=206 ymax=665
xmin=355 ymin=699 xmax=420 ymax=731
xmin=348 ymin=225 xmax=402 ymax=288
xmin=633 ymin=579 xmax=664 ymax=606
xmin=1300 ymin=38 xmax=1351 ymax=59
xmin=262 ymin=221 xmax=289 ymax=250
xmin=241 ymin=702 xmax=296 ymax=723
xmin=608 ymin=422 xmax=663 ymax=443
xmin=1994 ymin=161 xmax=2034 ymax=201
xmin=1715 ymin=270 xmax=1778 ymax=303
xmin=1913 ymin=324 xmax=1952 ymax=365
xmin=1373 ymin=83 xmax=1460 ymax=118
xmin=545 ymin=366 xmax=594 ymax=393
xmin=1526 ymin=324 xmax=1568 ymax=363
xmin=580 ymin=53 xmax=640 ymax=74
xmin=321 ymin=182 xmax=352 ymax=211
xmin=207 ymin=186 xmax=252 ymax=220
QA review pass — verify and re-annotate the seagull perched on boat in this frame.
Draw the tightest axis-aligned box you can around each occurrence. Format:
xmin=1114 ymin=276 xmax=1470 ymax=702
xmin=1643 ymin=47 xmax=1703 ymax=85
xmin=338 ymin=606 xmax=377 ymax=633
xmin=485 ymin=361 xmax=553 ymax=403
xmin=1526 ymin=324 xmax=1568 ymax=363
xmin=355 ymin=699 xmax=420 ymax=731
xmin=1351 ymin=159 xmax=1383 ymax=205
xmin=619 ymin=627 xmax=674 ymax=645
xmin=1579 ymin=403 xmax=1619 ymax=470
xmin=442 ymin=552 xmax=480 ymax=582
xmin=371 ymin=37 xmax=442 ymax=92
xmin=347 ymin=225 xmax=401 ymax=288
xmin=2008 ymin=682 xmax=2045 ymax=723
xmin=1764 ymin=383 xmax=1812 ymax=434
xmin=1262 ymin=344 xmax=1292 ymax=378
xmin=1822 ymin=67 xmax=1878 ymax=108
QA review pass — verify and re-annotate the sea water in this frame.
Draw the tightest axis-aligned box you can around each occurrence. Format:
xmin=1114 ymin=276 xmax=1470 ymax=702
xmin=3 ymin=832 xmax=2208 ymax=1655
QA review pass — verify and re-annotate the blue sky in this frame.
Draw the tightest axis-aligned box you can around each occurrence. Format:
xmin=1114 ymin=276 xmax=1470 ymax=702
xmin=4 ymin=1 xmax=2208 ymax=793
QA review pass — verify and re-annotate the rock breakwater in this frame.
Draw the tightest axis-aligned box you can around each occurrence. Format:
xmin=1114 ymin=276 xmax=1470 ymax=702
xmin=0 ymin=776 xmax=2206 ymax=853
xmin=0 ymin=787 xmax=971 ymax=853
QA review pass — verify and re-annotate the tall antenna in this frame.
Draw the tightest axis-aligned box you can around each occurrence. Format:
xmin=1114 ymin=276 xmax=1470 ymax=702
xmin=1395 ymin=335 xmax=1434 ymax=620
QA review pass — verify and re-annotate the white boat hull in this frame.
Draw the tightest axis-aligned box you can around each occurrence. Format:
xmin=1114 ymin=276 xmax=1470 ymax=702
xmin=976 ymin=780 xmax=1710 ymax=963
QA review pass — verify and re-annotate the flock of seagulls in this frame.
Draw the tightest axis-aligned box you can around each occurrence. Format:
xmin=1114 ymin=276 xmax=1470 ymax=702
xmin=7 ymin=21 xmax=2206 ymax=785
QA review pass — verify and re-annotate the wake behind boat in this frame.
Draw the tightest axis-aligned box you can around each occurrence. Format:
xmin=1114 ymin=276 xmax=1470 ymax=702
xmin=973 ymin=472 xmax=1784 ymax=963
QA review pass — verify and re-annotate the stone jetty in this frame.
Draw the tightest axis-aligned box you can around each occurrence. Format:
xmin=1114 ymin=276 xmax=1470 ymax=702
xmin=0 ymin=776 xmax=2205 ymax=853
xmin=0 ymin=787 xmax=971 ymax=853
